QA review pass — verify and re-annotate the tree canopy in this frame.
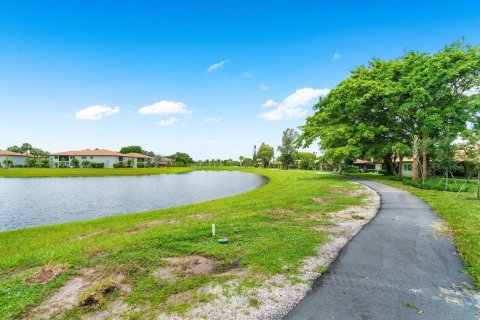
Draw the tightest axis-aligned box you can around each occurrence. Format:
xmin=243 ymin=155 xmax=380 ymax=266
xmin=298 ymin=42 xmax=480 ymax=179
xmin=278 ymin=128 xmax=299 ymax=169
xmin=170 ymin=152 xmax=194 ymax=165
xmin=256 ymin=142 xmax=274 ymax=167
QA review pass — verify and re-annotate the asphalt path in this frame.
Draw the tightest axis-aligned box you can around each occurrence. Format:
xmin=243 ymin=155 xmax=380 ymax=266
xmin=285 ymin=178 xmax=479 ymax=320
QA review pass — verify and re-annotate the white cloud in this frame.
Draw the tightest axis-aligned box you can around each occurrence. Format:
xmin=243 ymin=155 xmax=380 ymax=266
xmin=260 ymin=87 xmax=330 ymax=121
xmin=204 ymin=117 xmax=221 ymax=123
xmin=259 ymin=84 xmax=269 ymax=91
xmin=208 ymin=139 xmax=219 ymax=145
xmin=75 ymin=105 xmax=120 ymax=120
xmin=138 ymin=100 xmax=192 ymax=115
xmin=208 ymin=60 xmax=229 ymax=72
xmin=155 ymin=117 xmax=178 ymax=126
xmin=243 ymin=70 xmax=252 ymax=78
xmin=333 ymin=52 xmax=341 ymax=60
xmin=262 ymin=99 xmax=277 ymax=108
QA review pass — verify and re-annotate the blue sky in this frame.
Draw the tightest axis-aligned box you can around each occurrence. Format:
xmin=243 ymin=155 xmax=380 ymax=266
xmin=1 ymin=1 xmax=479 ymax=159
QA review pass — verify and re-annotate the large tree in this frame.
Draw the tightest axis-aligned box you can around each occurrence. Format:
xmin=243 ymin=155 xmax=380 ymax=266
xmin=170 ymin=152 xmax=193 ymax=165
xmin=257 ymin=142 xmax=274 ymax=168
xmin=278 ymin=128 xmax=298 ymax=169
xmin=298 ymin=42 xmax=480 ymax=179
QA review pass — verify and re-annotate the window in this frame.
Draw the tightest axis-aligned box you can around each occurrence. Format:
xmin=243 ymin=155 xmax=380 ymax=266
xmin=90 ymin=156 xmax=93 ymax=159
xmin=403 ymin=164 xmax=412 ymax=171
xmin=54 ymin=156 xmax=58 ymax=160
xmin=82 ymin=156 xmax=86 ymax=159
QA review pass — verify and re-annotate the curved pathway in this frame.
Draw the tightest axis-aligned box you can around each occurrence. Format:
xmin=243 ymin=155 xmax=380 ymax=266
xmin=285 ymin=178 xmax=479 ymax=320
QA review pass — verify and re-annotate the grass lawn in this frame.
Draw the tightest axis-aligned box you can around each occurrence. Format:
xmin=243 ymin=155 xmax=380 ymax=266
xmin=0 ymin=167 xmax=193 ymax=177
xmin=0 ymin=168 xmax=365 ymax=319
xmin=354 ymin=173 xmax=480 ymax=288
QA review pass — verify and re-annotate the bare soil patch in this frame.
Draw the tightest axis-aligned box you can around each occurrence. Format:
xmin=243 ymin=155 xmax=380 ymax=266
xmin=154 ymin=256 xmax=219 ymax=283
xmin=25 ymin=264 xmax=68 ymax=284
xmin=32 ymin=274 xmax=93 ymax=319
xmin=166 ymin=290 xmax=196 ymax=305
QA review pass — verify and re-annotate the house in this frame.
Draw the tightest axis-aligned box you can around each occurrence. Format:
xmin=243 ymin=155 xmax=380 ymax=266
xmin=0 ymin=150 xmax=28 ymax=167
xmin=269 ymin=159 xmax=283 ymax=169
xmin=353 ymin=159 xmax=383 ymax=173
xmin=123 ymin=152 xmax=153 ymax=167
xmin=50 ymin=149 xmax=153 ymax=168
xmin=395 ymin=158 xmax=414 ymax=176
xmin=156 ymin=157 xmax=175 ymax=167
xmin=50 ymin=149 xmax=124 ymax=168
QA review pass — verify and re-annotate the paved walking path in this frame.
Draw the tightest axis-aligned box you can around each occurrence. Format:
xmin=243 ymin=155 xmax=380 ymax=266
xmin=285 ymin=179 xmax=479 ymax=320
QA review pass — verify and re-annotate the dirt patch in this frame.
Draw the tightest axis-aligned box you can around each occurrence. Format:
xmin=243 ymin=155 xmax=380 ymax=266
xmin=264 ymin=209 xmax=296 ymax=215
xmin=154 ymin=256 xmax=219 ymax=283
xmin=167 ymin=290 xmax=196 ymax=305
xmin=153 ymin=266 xmax=178 ymax=283
xmin=431 ymin=220 xmax=452 ymax=239
xmin=33 ymin=275 xmax=93 ymax=318
xmin=79 ymin=279 xmax=118 ymax=307
xmin=82 ymin=299 xmax=130 ymax=320
xmin=312 ymin=197 xmax=325 ymax=204
xmin=25 ymin=264 xmax=67 ymax=284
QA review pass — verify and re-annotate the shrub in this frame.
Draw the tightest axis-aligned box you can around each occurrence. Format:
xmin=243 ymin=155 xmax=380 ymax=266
xmin=71 ymin=157 xmax=80 ymax=168
xmin=26 ymin=158 xmax=35 ymax=167
xmin=137 ymin=162 xmax=145 ymax=168
xmin=113 ymin=163 xmax=124 ymax=168
xmin=2 ymin=160 xmax=13 ymax=168
xmin=90 ymin=162 xmax=105 ymax=168
xmin=81 ymin=160 xmax=90 ymax=168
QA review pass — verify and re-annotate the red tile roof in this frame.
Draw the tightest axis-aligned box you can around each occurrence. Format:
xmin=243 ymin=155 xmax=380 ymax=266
xmin=0 ymin=150 xmax=27 ymax=156
xmin=52 ymin=149 xmax=123 ymax=157
xmin=123 ymin=152 xmax=153 ymax=159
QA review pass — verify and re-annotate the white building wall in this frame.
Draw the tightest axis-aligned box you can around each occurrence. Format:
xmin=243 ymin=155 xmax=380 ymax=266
xmin=0 ymin=155 xmax=27 ymax=167
xmin=50 ymin=155 xmax=122 ymax=168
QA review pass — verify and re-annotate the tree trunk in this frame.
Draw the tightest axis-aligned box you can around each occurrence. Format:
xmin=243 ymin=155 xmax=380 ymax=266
xmin=383 ymin=153 xmax=394 ymax=175
xmin=422 ymin=151 xmax=428 ymax=182
xmin=412 ymin=135 xmax=419 ymax=181
xmin=398 ymin=157 xmax=403 ymax=179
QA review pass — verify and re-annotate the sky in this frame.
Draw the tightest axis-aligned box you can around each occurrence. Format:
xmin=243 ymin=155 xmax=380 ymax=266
xmin=1 ymin=1 xmax=479 ymax=160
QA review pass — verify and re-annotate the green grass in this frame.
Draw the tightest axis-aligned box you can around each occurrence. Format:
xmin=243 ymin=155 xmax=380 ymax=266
xmin=0 ymin=167 xmax=193 ymax=177
xmin=354 ymin=173 xmax=480 ymax=288
xmin=0 ymin=168 xmax=365 ymax=319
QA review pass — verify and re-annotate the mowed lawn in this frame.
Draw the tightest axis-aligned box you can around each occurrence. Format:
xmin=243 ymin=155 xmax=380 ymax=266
xmin=0 ymin=168 xmax=366 ymax=319
xmin=355 ymin=173 xmax=480 ymax=288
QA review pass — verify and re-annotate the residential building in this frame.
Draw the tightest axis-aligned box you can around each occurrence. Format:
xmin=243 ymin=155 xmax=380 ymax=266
xmin=50 ymin=149 xmax=153 ymax=168
xmin=0 ymin=150 xmax=28 ymax=167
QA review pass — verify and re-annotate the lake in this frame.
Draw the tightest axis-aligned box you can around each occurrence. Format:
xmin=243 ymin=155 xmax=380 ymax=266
xmin=0 ymin=170 xmax=268 ymax=231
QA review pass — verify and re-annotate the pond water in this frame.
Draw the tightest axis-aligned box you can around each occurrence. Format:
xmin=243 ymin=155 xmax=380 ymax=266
xmin=0 ymin=171 xmax=268 ymax=232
